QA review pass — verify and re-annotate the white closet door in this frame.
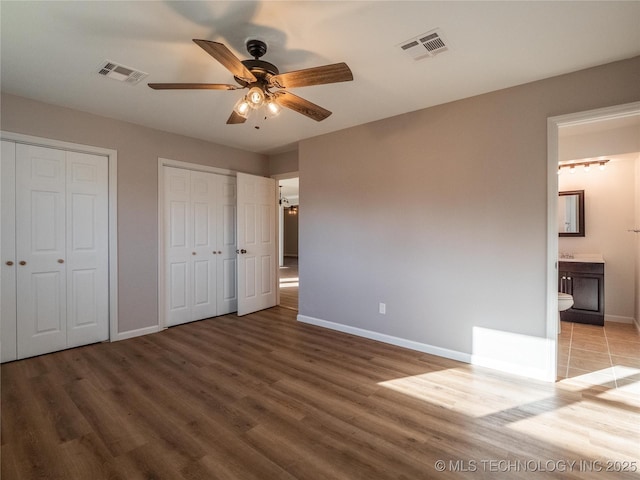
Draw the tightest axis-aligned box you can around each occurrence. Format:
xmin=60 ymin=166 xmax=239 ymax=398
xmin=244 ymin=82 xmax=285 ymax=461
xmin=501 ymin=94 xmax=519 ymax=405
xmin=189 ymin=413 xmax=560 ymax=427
xmin=16 ymin=144 xmax=68 ymax=358
xmin=190 ymin=171 xmax=218 ymax=320
xmin=66 ymin=151 xmax=109 ymax=347
xmin=217 ymin=174 xmax=237 ymax=315
xmin=237 ymin=173 xmax=277 ymax=316
xmin=165 ymin=167 xmax=193 ymax=326
xmin=1 ymin=141 xmax=18 ymax=362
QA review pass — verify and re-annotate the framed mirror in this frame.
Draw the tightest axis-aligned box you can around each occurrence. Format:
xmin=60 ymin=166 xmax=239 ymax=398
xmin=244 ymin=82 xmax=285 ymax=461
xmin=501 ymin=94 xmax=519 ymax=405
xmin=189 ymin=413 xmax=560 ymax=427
xmin=558 ymin=190 xmax=585 ymax=237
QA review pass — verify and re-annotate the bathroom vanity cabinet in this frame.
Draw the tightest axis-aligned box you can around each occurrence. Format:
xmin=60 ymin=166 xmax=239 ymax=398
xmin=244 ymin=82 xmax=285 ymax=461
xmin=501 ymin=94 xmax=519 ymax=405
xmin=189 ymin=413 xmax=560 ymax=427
xmin=558 ymin=261 xmax=604 ymax=326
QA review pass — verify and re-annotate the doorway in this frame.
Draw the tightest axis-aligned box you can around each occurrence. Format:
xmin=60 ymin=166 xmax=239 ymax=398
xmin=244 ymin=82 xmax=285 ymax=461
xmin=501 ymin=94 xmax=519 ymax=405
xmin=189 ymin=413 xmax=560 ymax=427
xmin=277 ymin=176 xmax=299 ymax=311
xmin=548 ymin=101 xmax=640 ymax=387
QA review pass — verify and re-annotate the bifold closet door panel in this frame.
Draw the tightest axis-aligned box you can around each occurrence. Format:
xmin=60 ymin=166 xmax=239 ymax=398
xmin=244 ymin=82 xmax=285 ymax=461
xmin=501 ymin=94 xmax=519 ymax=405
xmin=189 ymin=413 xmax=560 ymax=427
xmin=1 ymin=141 xmax=18 ymax=362
xmin=165 ymin=168 xmax=219 ymax=325
xmin=2 ymin=143 xmax=109 ymax=361
xmin=164 ymin=166 xmax=238 ymax=324
xmin=165 ymin=167 xmax=193 ymax=326
xmin=65 ymin=151 xmax=109 ymax=348
xmin=217 ymin=174 xmax=238 ymax=315
xmin=15 ymin=144 xmax=68 ymax=359
xmin=190 ymin=171 xmax=218 ymax=321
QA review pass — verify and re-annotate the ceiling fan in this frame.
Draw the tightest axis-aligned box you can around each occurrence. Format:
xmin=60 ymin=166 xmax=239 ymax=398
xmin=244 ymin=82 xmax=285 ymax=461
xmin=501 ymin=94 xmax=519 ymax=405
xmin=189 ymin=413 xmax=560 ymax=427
xmin=148 ymin=39 xmax=353 ymax=124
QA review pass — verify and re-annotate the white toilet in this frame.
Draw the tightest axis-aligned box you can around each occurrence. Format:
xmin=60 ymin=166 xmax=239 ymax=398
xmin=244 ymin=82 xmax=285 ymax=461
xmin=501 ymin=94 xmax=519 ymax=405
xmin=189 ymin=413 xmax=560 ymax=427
xmin=558 ymin=292 xmax=574 ymax=333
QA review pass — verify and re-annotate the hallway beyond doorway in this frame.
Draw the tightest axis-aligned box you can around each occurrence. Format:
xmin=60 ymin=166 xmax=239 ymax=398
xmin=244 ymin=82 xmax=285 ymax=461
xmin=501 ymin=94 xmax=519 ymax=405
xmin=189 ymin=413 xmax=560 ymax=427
xmin=279 ymin=256 xmax=298 ymax=311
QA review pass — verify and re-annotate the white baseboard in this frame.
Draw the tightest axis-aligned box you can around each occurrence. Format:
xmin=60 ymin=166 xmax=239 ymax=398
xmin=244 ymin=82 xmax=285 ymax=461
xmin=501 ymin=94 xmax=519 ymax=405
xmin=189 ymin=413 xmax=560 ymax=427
xmin=114 ymin=325 xmax=160 ymax=342
xmin=297 ymin=314 xmax=471 ymax=363
xmin=471 ymin=351 xmax=554 ymax=382
xmin=297 ymin=315 xmax=556 ymax=382
xmin=605 ymin=314 xmax=635 ymax=324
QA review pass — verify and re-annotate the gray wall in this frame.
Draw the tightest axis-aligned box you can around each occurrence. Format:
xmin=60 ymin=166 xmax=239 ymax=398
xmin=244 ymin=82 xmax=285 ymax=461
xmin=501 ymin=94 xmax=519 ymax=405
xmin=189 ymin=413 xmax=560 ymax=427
xmin=299 ymin=57 xmax=640 ymax=364
xmin=0 ymin=93 xmax=268 ymax=334
xmin=560 ymin=124 xmax=640 ymax=161
xmin=269 ymin=149 xmax=299 ymax=176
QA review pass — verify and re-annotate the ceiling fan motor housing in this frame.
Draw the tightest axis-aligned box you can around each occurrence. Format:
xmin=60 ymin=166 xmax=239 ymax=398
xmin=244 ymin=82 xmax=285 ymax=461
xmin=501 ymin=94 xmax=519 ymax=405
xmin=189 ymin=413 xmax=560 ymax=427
xmin=236 ymin=59 xmax=279 ymax=88
xmin=246 ymin=39 xmax=267 ymax=59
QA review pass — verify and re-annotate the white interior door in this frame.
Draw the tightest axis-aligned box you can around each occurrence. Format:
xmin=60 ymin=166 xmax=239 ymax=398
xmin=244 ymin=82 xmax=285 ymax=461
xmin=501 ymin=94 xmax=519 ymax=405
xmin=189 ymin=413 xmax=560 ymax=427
xmin=1 ymin=141 xmax=18 ymax=362
xmin=237 ymin=172 xmax=277 ymax=316
xmin=165 ymin=167 xmax=193 ymax=326
xmin=216 ymin=174 xmax=237 ymax=315
xmin=164 ymin=167 xmax=220 ymax=326
xmin=65 ymin=151 xmax=109 ymax=348
xmin=2 ymin=141 xmax=110 ymax=362
xmin=190 ymin=171 xmax=218 ymax=320
xmin=13 ymin=145 xmax=110 ymax=359
xmin=16 ymin=144 xmax=68 ymax=358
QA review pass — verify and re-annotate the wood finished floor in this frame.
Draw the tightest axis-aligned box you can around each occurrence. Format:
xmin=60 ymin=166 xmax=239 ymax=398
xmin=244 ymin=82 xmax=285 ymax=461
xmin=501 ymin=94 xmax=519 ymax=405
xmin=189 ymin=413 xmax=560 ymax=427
xmin=2 ymin=307 xmax=639 ymax=479
xmin=279 ymin=256 xmax=298 ymax=311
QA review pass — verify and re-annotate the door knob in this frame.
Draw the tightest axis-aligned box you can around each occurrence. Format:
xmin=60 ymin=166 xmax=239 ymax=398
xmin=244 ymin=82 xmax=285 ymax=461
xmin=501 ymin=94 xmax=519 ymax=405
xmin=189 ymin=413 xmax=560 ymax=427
xmin=19 ymin=261 xmax=26 ymax=266
xmin=241 ymin=249 xmax=247 ymax=254
xmin=218 ymin=251 xmax=222 ymax=254
xmin=58 ymin=259 xmax=64 ymax=264
xmin=192 ymin=252 xmax=196 ymax=255
xmin=5 ymin=261 xmax=14 ymax=266
xmin=212 ymin=251 xmax=217 ymax=255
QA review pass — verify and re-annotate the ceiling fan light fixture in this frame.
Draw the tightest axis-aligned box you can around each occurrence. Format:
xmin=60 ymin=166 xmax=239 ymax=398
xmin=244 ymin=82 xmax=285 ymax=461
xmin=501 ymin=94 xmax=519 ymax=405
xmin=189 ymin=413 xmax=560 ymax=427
xmin=265 ymin=97 xmax=282 ymax=118
xmin=233 ymin=96 xmax=251 ymax=118
xmin=247 ymin=86 xmax=265 ymax=108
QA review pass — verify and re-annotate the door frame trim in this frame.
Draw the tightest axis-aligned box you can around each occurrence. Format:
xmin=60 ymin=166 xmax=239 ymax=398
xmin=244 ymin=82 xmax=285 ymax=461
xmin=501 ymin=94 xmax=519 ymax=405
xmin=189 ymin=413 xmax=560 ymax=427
xmin=546 ymin=101 xmax=640 ymax=379
xmin=0 ymin=131 xmax=119 ymax=342
xmin=157 ymin=158 xmax=237 ymax=329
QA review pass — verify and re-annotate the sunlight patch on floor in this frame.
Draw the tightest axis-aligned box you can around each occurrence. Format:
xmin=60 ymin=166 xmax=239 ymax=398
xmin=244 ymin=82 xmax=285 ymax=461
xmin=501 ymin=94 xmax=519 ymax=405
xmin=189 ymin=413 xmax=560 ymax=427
xmin=505 ymin=401 xmax=639 ymax=460
xmin=502 ymin=366 xmax=640 ymax=461
xmin=377 ymin=368 xmax=553 ymax=418
xmin=279 ymin=277 xmax=299 ymax=288
xmin=559 ymin=365 xmax=640 ymax=394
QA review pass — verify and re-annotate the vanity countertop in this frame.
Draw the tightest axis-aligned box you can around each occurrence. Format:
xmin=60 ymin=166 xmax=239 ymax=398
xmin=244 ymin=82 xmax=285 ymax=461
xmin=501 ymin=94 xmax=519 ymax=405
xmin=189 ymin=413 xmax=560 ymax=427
xmin=558 ymin=254 xmax=605 ymax=264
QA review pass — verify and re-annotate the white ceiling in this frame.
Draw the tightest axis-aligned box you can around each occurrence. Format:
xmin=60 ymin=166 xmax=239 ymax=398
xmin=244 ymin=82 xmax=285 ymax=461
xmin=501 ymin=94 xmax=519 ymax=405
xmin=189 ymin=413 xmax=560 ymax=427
xmin=2 ymin=1 xmax=639 ymax=155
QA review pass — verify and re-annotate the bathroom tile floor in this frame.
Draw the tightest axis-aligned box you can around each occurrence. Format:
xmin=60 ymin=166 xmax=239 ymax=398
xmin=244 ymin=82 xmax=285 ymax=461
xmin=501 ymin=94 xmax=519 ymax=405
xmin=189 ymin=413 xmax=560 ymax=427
xmin=558 ymin=320 xmax=640 ymax=392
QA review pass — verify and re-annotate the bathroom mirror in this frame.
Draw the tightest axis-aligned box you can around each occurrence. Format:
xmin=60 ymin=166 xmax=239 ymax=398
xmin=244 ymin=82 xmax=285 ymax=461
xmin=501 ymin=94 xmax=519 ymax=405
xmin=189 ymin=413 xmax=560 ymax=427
xmin=558 ymin=190 xmax=585 ymax=237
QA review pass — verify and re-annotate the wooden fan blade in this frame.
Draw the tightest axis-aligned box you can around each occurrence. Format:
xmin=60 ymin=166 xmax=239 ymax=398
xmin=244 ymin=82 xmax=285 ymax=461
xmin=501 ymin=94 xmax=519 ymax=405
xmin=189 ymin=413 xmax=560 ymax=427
xmin=227 ymin=111 xmax=248 ymax=124
xmin=269 ymin=62 xmax=353 ymax=89
xmin=193 ymin=39 xmax=257 ymax=83
xmin=273 ymin=91 xmax=332 ymax=121
xmin=148 ymin=83 xmax=240 ymax=90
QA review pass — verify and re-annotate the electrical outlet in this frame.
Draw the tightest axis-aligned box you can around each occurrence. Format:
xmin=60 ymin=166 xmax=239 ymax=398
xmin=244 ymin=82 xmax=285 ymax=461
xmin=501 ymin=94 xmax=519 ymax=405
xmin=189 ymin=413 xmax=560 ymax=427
xmin=379 ymin=303 xmax=386 ymax=315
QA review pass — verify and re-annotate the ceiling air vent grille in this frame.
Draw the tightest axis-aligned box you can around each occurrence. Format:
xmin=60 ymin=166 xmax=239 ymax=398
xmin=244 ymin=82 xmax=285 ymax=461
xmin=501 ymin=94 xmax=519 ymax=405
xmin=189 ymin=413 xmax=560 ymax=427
xmin=97 ymin=60 xmax=148 ymax=85
xmin=399 ymin=29 xmax=448 ymax=61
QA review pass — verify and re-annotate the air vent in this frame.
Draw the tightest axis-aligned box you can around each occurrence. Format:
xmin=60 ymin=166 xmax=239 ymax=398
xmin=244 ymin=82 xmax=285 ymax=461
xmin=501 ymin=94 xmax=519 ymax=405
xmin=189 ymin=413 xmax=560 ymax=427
xmin=96 ymin=60 xmax=148 ymax=85
xmin=398 ymin=29 xmax=449 ymax=61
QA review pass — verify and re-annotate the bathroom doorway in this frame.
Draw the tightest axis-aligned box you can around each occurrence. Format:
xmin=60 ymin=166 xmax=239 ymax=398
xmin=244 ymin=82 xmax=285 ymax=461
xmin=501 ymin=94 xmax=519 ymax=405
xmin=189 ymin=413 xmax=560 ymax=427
xmin=548 ymin=101 xmax=640 ymax=389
